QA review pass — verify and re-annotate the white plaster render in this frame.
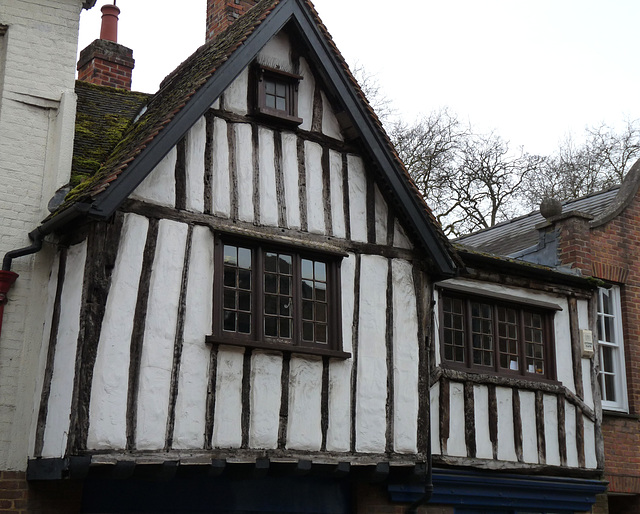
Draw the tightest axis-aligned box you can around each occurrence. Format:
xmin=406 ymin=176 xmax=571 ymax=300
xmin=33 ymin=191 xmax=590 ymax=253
xmin=212 ymin=117 xmax=231 ymax=217
xmin=235 ymin=123 xmax=254 ymax=222
xmin=326 ymin=253 xmax=355 ymax=452
xmin=321 ymin=91 xmax=343 ymax=141
xmin=249 ymin=352 xmax=282 ymax=449
xmin=496 ymin=387 xmax=517 ymax=461
xmin=393 ymin=219 xmax=413 ymax=250
xmin=297 ymin=58 xmax=315 ymax=132
xmin=553 ymin=298 xmax=575 ymax=393
xmin=329 ymin=150 xmax=345 ymax=239
xmin=565 ymin=403 xmax=579 ymax=468
xmin=355 ymin=255 xmax=388 ymax=453
xmin=305 ymin=140 xmax=325 ymax=234
xmin=222 ymin=68 xmax=248 ymax=115
xmin=287 ymin=356 xmax=323 ymax=451
xmin=173 ymin=226 xmax=215 ymax=449
xmin=41 ymin=240 xmax=87 ymax=458
xmin=186 ymin=116 xmax=206 ymax=213
xmin=257 ymin=31 xmax=291 ymax=70
xmin=584 ymin=418 xmax=597 ymax=469
xmin=131 ymin=147 xmax=177 ymax=207
xmin=259 ymin=127 xmax=279 ymax=227
xmin=136 ymin=220 xmax=188 ymax=450
xmin=473 ymin=385 xmax=493 ymax=460
xmin=374 ymin=185 xmax=388 ymax=245
xmin=212 ymin=346 xmax=244 ymax=448
xmin=392 ymin=259 xmax=418 ymax=453
xmin=519 ymin=391 xmax=538 ymax=464
xmin=281 ymin=131 xmax=300 ymax=229
xmin=211 ymin=99 xmax=220 ymax=110
xmin=430 ymin=382 xmax=440 ymax=455
xmin=88 ymin=214 xmax=149 ymax=450
xmin=543 ymin=393 xmax=560 ymax=466
xmin=348 ymin=155 xmax=367 ymax=243
xmin=447 ymin=381 xmax=466 ymax=457
xmin=28 ymin=250 xmax=60 ymax=457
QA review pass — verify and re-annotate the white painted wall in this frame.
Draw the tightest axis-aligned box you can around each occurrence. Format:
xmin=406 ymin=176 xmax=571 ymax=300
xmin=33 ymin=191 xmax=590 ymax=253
xmin=212 ymin=117 xmax=231 ymax=217
xmin=186 ymin=116 xmax=206 ymax=213
xmin=474 ymin=386 xmax=492 ymax=460
xmin=259 ymin=127 xmax=279 ymax=227
xmin=212 ymin=346 xmax=244 ymax=449
xmin=520 ymin=391 xmax=538 ymax=464
xmin=287 ymin=356 xmax=323 ymax=451
xmin=236 ymin=123 xmax=254 ymax=223
xmin=132 ymin=147 xmax=177 ymax=207
xmin=249 ymin=352 xmax=282 ymax=449
xmin=305 ymin=140 xmax=325 ymax=234
xmin=447 ymin=381 xmax=466 ymax=457
xmin=348 ymin=155 xmax=367 ymax=243
xmin=543 ymin=394 xmax=560 ymax=466
xmin=496 ymin=387 xmax=517 ymax=461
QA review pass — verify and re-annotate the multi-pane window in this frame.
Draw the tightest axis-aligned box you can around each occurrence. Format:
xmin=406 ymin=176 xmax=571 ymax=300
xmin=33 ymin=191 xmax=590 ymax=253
xmin=597 ymin=286 xmax=628 ymax=412
xmin=254 ymin=65 xmax=302 ymax=125
xmin=214 ymin=239 xmax=341 ymax=351
xmin=440 ymin=292 xmax=554 ymax=379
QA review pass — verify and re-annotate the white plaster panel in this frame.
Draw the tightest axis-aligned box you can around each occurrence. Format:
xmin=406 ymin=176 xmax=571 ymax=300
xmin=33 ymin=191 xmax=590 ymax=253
xmin=543 ymin=394 xmax=560 ymax=466
xmin=520 ymin=391 xmax=538 ymax=464
xmin=553 ymin=298 xmax=575 ymax=392
xmin=223 ymin=68 xmax=248 ymax=115
xmin=173 ymin=226 xmax=215 ymax=449
xmin=186 ymin=116 xmax=206 ymax=213
xmin=131 ymin=147 xmax=176 ymax=207
xmin=355 ymin=255 xmax=388 ymax=453
xmin=447 ymin=381 xmax=466 ymax=457
xmin=581 ymin=359 xmax=594 ymax=409
xmin=259 ymin=127 xmax=279 ymax=227
xmin=211 ymin=98 xmax=220 ymax=109
xmin=235 ymin=123 xmax=254 ymax=223
xmin=326 ymin=359 xmax=352 ymax=452
xmin=329 ymin=150 xmax=345 ymax=239
xmin=392 ymin=259 xmax=418 ymax=453
xmin=432 ymin=293 xmax=443 ymax=368
xmin=326 ymin=253 xmax=356 ymax=452
xmin=430 ymin=383 xmax=440 ymax=455
xmin=565 ymin=403 xmax=579 ymax=468
xmin=30 ymin=251 xmax=60 ymax=455
xmin=136 ymin=220 xmax=188 ymax=450
xmin=305 ymin=140 xmax=325 ymax=234
xmin=258 ymin=31 xmax=292 ymax=69
xmin=287 ymin=356 xmax=323 ymax=451
xmin=42 ymin=240 xmax=87 ymax=458
xmin=321 ymin=91 xmax=343 ymax=141
xmin=88 ymin=214 xmax=148 ymax=450
xmin=474 ymin=385 xmax=493 ymax=459
xmin=298 ymin=57 xmax=315 ymax=132
xmin=584 ymin=418 xmax=597 ymax=469
xmin=374 ymin=185 xmax=388 ymax=245
xmin=249 ymin=352 xmax=282 ymax=449
xmin=496 ymin=386 xmax=517 ymax=461
xmin=212 ymin=346 xmax=245 ymax=448
xmin=281 ymin=132 xmax=300 ymax=229
xmin=212 ymin=117 xmax=230 ymax=217
xmin=348 ymin=155 xmax=368 ymax=243
xmin=394 ymin=219 xmax=413 ymax=249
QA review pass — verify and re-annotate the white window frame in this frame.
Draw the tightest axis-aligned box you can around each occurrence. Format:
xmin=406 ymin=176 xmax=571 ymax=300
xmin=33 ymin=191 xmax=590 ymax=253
xmin=597 ymin=286 xmax=628 ymax=413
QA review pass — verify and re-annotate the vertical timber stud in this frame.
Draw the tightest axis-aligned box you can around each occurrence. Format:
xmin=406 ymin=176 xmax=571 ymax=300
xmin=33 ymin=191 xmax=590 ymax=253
xmin=413 ymin=267 xmax=429 ymax=456
xmin=175 ymin=137 xmax=187 ymax=210
xmin=341 ymin=153 xmax=350 ymax=240
xmin=385 ymin=258 xmax=394 ymax=454
xmin=34 ymin=249 xmax=67 ymax=457
xmin=512 ymin=388 xmax=524 ymax=463
xmin=205 ymin=344 xmax=219 ymax=449
xmin=278 ymin=353 xmax=291 ymax=449
xmin=68 ymin=215 xmax=124 ymax=453
xmin=349 ymin=254 xmax=361 ymax=453
xmin=126 ymin=218 xmax=159 ymax=450
xmin=241 ymin=348 xmax=252 ymax=449
xmin=274 ymin=131 xmax=287 ymax=228
xmin=311 ymin=84 xmax=322 ymax=133
xmin=204 ymin=111 xmax=214 ymax=215
xmin=576 ymin=407 xmax=585 ymax=468
xmin=321 ymin=147 xmax=332 ymax=235
xmin=251 ymin=124 xmax=260 ymax=225
xmin=588 ymin=293 xmax=605 ymax=469
xmin=557 ymin=393 xmax=567 ymax=467
xmin=165 ymin=225 xmax=193 ymax=450
xmin=320 ymin=356 xmax=329 ymax=451
xmin=488 ymin=384 xmax=498 ymax=460
xmin=464 ymin=381 xmax=476 ymax=458
xmin=366 ymin=174 xmax=376 ymax=244
xmin=439 ymin=377 xmax=450 ymax=455
xmin=228 ymin=122 xmax=239 ymax=220
xmin=535 ymin=390 xmax=546 ymax=464
xmin=297 ymin=138 xmax=308 ymax=232
xmin=568 ymin=297 xmax=584 ymax=399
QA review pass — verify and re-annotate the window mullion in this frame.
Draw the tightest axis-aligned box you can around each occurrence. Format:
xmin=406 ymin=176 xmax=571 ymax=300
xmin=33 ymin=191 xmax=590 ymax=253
xmin=213 ymin=236 xmax=224 ymax=338
xmin=518 ymin=309 xmax=525 ymax=377
xmin=492 ymin=305 xmax=499 ymax=373
xmin=293 ymin=254 xmax=302 ymax=344
xmin=465 ymin=299 xmax=472 ymax=369
xmin=255 ymin=246 xmax=264 ymax=342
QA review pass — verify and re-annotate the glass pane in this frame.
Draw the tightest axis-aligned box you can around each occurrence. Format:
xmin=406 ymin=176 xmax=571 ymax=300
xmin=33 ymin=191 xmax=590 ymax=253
xmin=224 ymin=245 xmax=237 ymax=265
xmin=280 ymin=276 xmax=291 ymax=295
xmin=238 ymin=291 xmax=251 ymax=312
xmin=265 ymin=252 xmax=278 ymax=272
xmin=604 ymin=317 xmax=614 ymax=343
xmin=316 ymin=303 xmax=327 ymax=323
xmin=238 ymin=270 xmax=251 ymax=290
xmin=266 ymin=94 xmax=275 ymax=109
xmin=279 ymin=318 xmax=292 ymax=339
xmin=265 ymin=316 xmax=277 ymax=337
xmin=224 ymin=311 xmax=236 ymax=332
xmin=314 ymin=261 xmax=326 ymax=282
xmin=265 ymin=273 xmax=278 ymax=293
xmin=454 ymin=347 xmax=464 ymax=362
xmin=265 ymin=294 xmax=277 ymax=315
xmin=602 ymin=346 xmax=615 ymax=372
xmin=302 ymin=259 xmax=313 ymax=279
xmin=604 ymin=374 xmax=616 ymax=402
xmin=276 ymin=82 xmax=286 ymax=96
xmin=315 ymin=282 xmax=326 ymax=302
xmin=224 ymin=290 xmax=236 ymax=309
xmin=302 ymin=300 xmax=313 ymax=320
xmin=302 ymin=280 xmax=313 ymax=299
xmin=303 ymin=321 xmax=314 ymax=341
xmin=265 ymin=81 xmax=275 ymax=94
xmin=279 ymin=254 xmax=292 ymax=274
xmin=238 ymin=248 xmax=251 ymax=269
xmin=276 ymin=97 xmax=286 ymax=111
xmin=279 ymin=296 xmax=291 ymax=316
xmin=238 ymin=312 xmax=251 ymax=334
xmin=316 ymin=324 xmax=327 ymax=343
xmin=224 ymin=268 xmax=236 ymax=287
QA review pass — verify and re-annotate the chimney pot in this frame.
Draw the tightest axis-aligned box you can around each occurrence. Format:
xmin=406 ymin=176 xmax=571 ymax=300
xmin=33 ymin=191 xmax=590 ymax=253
xmin=100 ymin=3 xmax=121 ymax=43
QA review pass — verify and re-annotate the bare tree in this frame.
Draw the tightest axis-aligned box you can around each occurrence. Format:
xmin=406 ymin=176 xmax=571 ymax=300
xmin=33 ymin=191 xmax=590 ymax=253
xmin=350 ymin=62 xmax=395 ymax=125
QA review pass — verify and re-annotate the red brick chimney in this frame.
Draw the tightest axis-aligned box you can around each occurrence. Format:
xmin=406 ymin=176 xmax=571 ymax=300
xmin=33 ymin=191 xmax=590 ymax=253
xmin=206 ymin=0 xmax=260 ymax=42
xmin=77 ymin=2 xmax=134 ymax=90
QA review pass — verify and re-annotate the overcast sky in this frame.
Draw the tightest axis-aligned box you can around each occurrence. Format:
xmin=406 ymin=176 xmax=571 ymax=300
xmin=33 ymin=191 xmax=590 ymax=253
xmin=78 ymin=1 xmax=640 ymax=156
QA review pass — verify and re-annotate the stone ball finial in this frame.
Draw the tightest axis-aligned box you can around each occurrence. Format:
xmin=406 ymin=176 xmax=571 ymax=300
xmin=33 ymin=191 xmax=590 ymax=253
xmin=540 ymin=197 xmax=562 ymax=219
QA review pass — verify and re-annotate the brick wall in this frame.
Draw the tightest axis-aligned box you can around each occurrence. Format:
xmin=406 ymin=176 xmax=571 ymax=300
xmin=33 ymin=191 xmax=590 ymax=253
xmin=0 ymin=472 xmax=84 ymax=514
xmin=0 ymin=0 xmax=86 ymax=471
xmin=206 ymin=0 xmax=259 ymax=41
xmin=77 ymin=39 xmax=134 ymax=90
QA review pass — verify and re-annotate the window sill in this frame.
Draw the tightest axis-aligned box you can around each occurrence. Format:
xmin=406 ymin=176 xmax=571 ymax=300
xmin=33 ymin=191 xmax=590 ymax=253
xmin=439 ymin=362 xmax=560 ymax=386
xmin=205 ymin=335 xmax=351 ymax=360
xmin=602 ymin=409 xmax=636 ymax=419
xmin=254 ymin=108 xmax=303 ymax=126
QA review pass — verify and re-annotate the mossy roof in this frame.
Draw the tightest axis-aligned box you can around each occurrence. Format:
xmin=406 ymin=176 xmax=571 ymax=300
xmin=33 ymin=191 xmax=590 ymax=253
xmin=72 ymin=81 xmax=150 ymax=189
xmin=52 ymin=0 xmax=458 ymax=273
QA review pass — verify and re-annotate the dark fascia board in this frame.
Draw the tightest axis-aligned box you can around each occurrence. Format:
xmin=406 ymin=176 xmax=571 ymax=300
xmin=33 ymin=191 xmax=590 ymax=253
xmin=86 ymin=0 xmax=456 ymax=276
xmin=457 ymin=247 xmax=599 ymax=290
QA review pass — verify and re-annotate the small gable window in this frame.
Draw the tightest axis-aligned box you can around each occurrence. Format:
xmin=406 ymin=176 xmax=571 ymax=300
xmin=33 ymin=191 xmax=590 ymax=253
xmin=208 ymin=236 xmax=347 ymax=358
xmin=439 ymin=291 xmax=556 ymax=380
xmin=254 ymin=65 xmax=302 ymax=125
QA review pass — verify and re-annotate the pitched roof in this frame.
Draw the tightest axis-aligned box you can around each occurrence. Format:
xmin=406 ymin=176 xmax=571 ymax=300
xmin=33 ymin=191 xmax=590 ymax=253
xmin=455 ymin=186 xmax=620 ymax=256
xmin=48 ymin=0 xmax=458 ymax=275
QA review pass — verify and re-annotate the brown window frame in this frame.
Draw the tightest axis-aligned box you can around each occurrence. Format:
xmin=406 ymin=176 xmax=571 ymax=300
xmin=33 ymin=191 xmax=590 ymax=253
xmin=253 ymin=64 xmax=303 ymax=126
xmin=439 ymin=291 xmax=557 ymax=381
xmin=209 ymin=235 xmax=347 ymax=358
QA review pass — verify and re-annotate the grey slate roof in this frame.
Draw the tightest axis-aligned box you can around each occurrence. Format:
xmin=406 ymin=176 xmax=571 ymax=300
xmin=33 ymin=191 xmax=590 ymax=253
xmin=455 ymin=187 xmax=621 ymax=256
